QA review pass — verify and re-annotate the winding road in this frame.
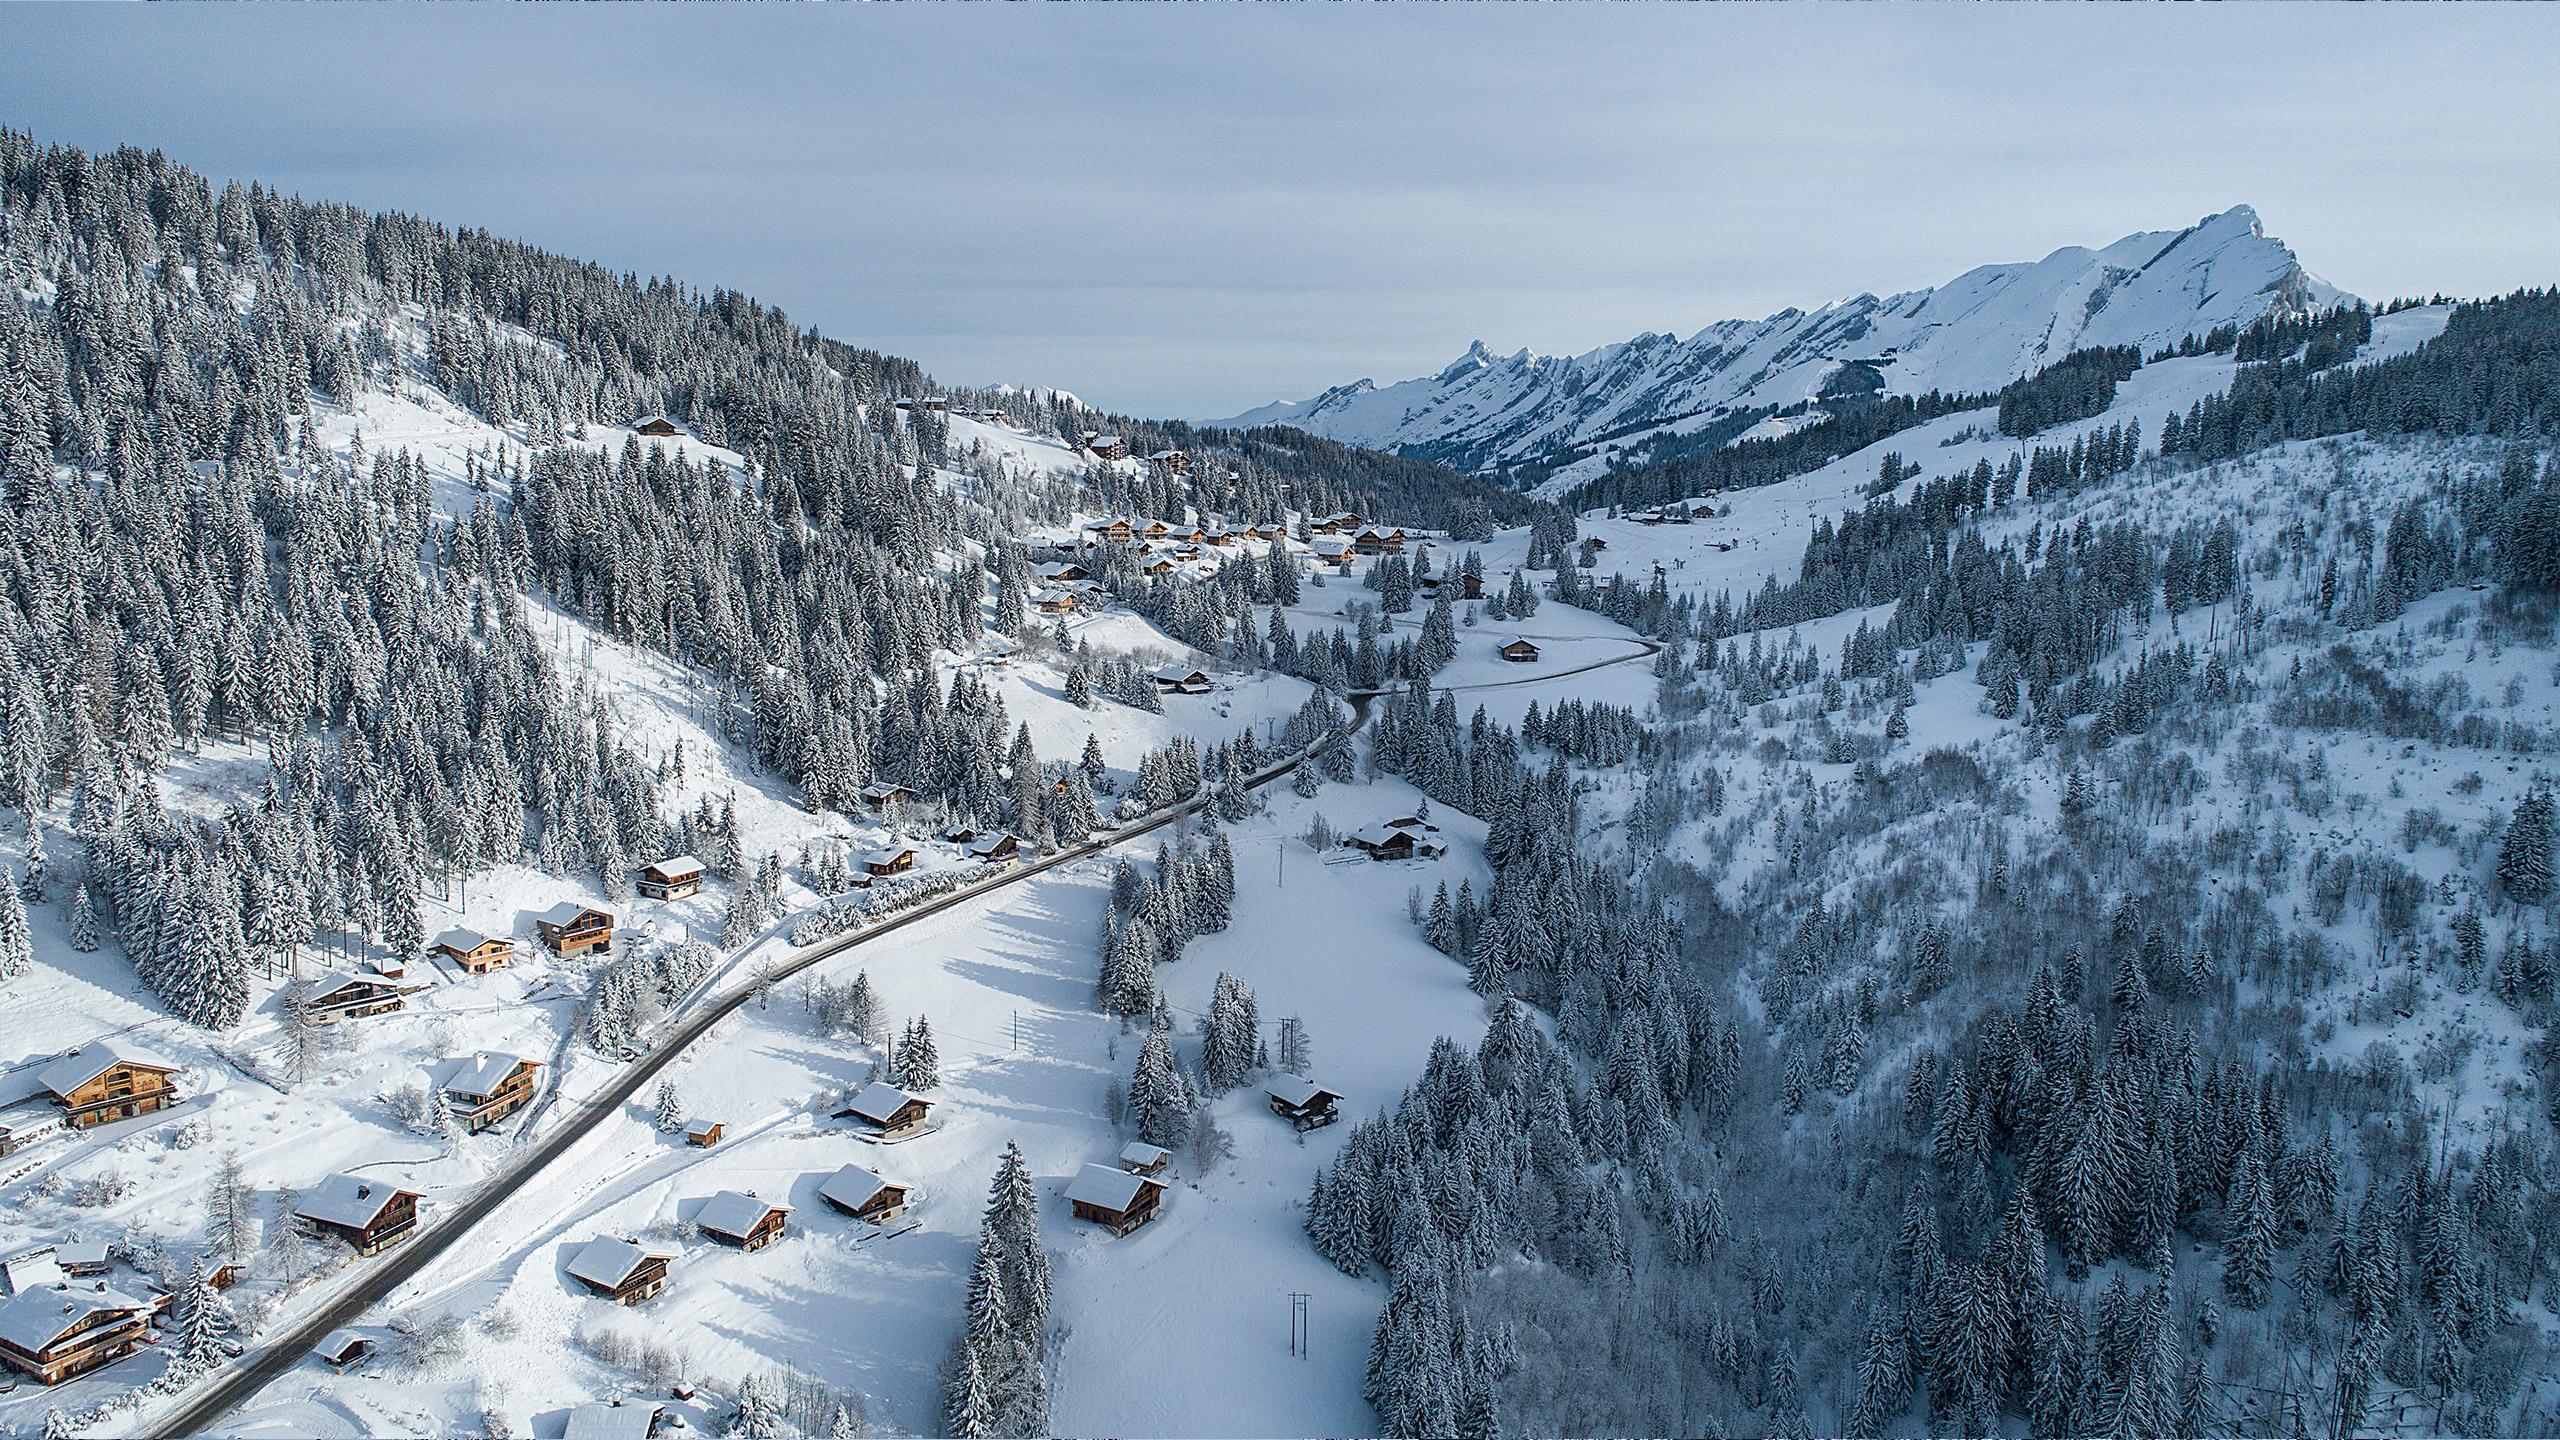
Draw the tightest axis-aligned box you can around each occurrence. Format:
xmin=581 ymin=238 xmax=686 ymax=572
xmin=147 ymin=631 xmax=1661 ymax=1438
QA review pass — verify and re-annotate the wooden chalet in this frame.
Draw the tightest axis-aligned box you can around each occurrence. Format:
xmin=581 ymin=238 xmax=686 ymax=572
xmin=859 ymin=781 xmax=919 ymax=811
xmin=1265 ymin=1074 xmax=1344 ymax=1131
xmin=638 ymin=855 xmax=704 ymax=901
xmin=1460 ymin=572 xmax=1484 ymax=600
xmin=372 ymin=955 xmax=408 ymax=981
xmin=1312 ymin=537 xmax=1354 ymax=569
xmin=818 ymin=1166 xmax=912 ymax=1226
xmin=1311 ymin=510 xmax=1362 ymax=536
xmin=1083 ymin=518 xmax=1136 ymax=545
xmin=535 ymin=902 xmax=615 ymax=957
xmin=318 ymin=1329 xmax=372 ymax=1369
xmin=445 ymin=1052 xmax=543 ymax=1133
xmin=1151 ymin=663 xmax=1213 ymax=695
xmin=1353 ymin=525 xmax=1408 ymax=555
xmin=1200 ymin=527 xmax=1237 ymax=548
xmin=632 ymin=416 xmax=682 ymax=438
xmin=833 ymin=1081 xmax=935 ymax=1140
xmin=1342 ymin=824 xmax=1442 ymax=862
xmin=1034 ymin=560 xmax=1089 ymax=583
xmin=694 ymin=1191 xmax=790 ymax=1252
xmin=36 ymin=1042 xmax=179 ymax=1130
xmin=566 ymin=1237 xmax=677 ymax=1307
xmin=684 ymin=1119 xmax=723 ymax=1148
xmin=0 ymin=1284 xmax=154 ymax=1385
xmin=865 ymin=846 xmax=918 ymax=878
xmin=1066 ymin=1162 xmax=1166 ymax=1237
xmin=1499 ymin=637 xmax=1541 ymax=663
xmin=303 ymin=971 xmax=410 ymax=1024
xmin=1148 ymin=448 xmax=1193 ymax=476
xmin=294 ymin=1174 xmax=424 ymax=1255
xmin=1118 ymin=1141 xmax=1171 ymax=1177
xmin=1031 ymin=587 xmax=1079 ymax=615
xmin=1137 ymin=554 xmax=1177 ymax=578
xmin=431 ymin=927 xmax=515 ymax=974
xmin=1084 ymin=433 xmax=1130 ymax=461
xmin=967 ymin=833 xmax=1021 ymax=865
xmin=564 ymin=1399 xmax=666 ymax=1440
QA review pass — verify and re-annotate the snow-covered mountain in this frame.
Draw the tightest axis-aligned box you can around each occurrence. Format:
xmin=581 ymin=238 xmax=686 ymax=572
xmin=1223 ymin=205 xmax=2348 ymax=472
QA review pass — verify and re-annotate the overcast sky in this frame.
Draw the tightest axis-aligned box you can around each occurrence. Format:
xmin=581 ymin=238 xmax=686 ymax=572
xmin=4 ymin=6 xmax=2553 ymax=419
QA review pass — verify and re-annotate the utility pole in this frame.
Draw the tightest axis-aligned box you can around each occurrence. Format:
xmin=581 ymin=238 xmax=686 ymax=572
xmin=1289 ymin=1292 xmax=1310 ymax=1358
xmin=1277 ymin=836 xmax=1285 ymax=889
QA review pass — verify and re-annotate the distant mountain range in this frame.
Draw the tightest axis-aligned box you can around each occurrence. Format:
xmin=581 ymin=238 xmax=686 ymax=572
xmin=1220 ymin=205 xmax=2348 ymax=475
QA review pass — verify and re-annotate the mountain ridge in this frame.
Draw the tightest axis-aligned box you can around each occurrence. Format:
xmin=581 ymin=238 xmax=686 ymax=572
xmin=1220 ymin=205 xmax=2349 ymax=474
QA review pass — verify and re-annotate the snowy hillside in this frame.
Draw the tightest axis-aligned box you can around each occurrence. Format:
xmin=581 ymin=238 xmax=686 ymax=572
xmin=1223 ymin=206 xmax=2345 ymax=473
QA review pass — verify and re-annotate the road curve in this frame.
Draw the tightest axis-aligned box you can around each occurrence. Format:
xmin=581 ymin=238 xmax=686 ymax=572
xmin=151 ymin=628 xmax=1662 ymax=1437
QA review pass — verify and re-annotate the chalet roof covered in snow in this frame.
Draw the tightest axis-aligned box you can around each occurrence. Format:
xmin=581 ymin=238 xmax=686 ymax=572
xmin=566 ymin=1237 xmax=674 ymax=1291
xmin=1346 ymin=824 xmax=1422 ymax=850
xmin=446 ymin=1052 xmax=531 ymax=1099
xmin=818 ymin=1165 xmax=901 ymax=1212
xmin=1151 ymin=663 xmax=1210 ymax=683
xmin=318 ymin=1328 xmax=370 ymax=1363
xmin=433 ymin=927 xmax=495 ymax=952
xmin=1065 ymin=1162 xmax=1163 ymax=1213
xmin=645 ymin=854 xmax=702 ymax=878
xmin=0 ymin=1285 xmax=150 ymax=1354
xmin=563 ymin=1400 xmax=663 ymax=1440
xmin=1265 ymin=1074 xmax=1339 ymax=1109
xmin=839 ymin=1081 xmax=925 ymax=1126
xmin=38 ymin=1040 xmax=176 ymax=1099
xmin=294 ymin=1173 xmax=418 ymax=1230
xmin=966 ymin=833 xmax=1019 ymax=858
xmin=694 ymin=1190 xmax=789 ymax=1240
xmin=1118 ymin=1141 xmax=1170 ymax=1169
xmin=56 ymin=1242 xmax=107 ymax=1269
xmin=306 ymin=971 xmax=387 ymax=1003
xmin=0 ymin=1246 xmax=63 ymax=1294
xmin=537 ymin=901 xmax=600 ymax=927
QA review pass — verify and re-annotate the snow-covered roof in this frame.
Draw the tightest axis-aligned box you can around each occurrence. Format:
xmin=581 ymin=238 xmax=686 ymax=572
xmin=306 ymin=971 xmax=388 ymax=1004
xmin=966 ymin=833 xmax=1017 ymax=857
xmin=56 ymin=1242 xmax=106 ymax=1268
xmin=537 ymin=901 xmax=604 ymax=927
xmin=294 ymin=1173 xmax=418 ymax=1230
xmin=1092 ymin=434 xmax=1122 ymax=447
xmin=1345 ymin=825 xmax=1419 ymax=850
xmin=645 ymin=854 xmax=703 ymax=878
xmin=433 ymin=927 xmax=494 ymax=953
xmin=563 ymin=1400 xmax=664 ymax=1440
xmin=1 ymin=1247 xmax=63 ymax=1294
xmin=0 ymin=1285 xmax=150 ymax=1354
xmin=863 ymin=848 xmax=915 ymax=867
xmin=840 ymin=1081 xmax=925 ymax=1126
xmin=1119 ymin=1141 xmax=1170 ymax=1169
xmin=684 ymin=1119 xmax=721 ymax=1139
xmin=38 ymin=1040 xmax=176 ymax=1099
xmin=447 ymin=1052 xmax=532 ymax=1099
xmin=1312 ymin=538 xmax=1352 ymax=556
xmin=1151 ymin=663 xmax=1209 ymax=682
xmin=694 ymin=1190 xmax=789 ymax=1240
xmin=566 ymin=1237 xmax=674 ymax=1291
xmin=818 ymin=1165 xmax=902 ymax=1212
xmin=859 ymin=781 xmax=915 ymax=799
xmin=1065 ymin=1162 xmax=1162 ymax=1213
xmin=1501 ymin=636 xmax=1539 ymax=650
xmin=1265 ymin=1074 xmax=1339 ymax=1108
xmin=318 ymin=1328 xmax=370 ymax=1363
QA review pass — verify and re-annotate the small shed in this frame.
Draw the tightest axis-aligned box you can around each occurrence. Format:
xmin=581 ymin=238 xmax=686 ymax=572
xmin=684 ymin=1119 xmax=723 ymax=1148
xmin=1499 ymin=638 xmax=1541 ymax=664
xmin=566 ymin=1237 xmax=676 ymax=1307
xmin=1066 ymin=1163 xmax=1167 ymax=1236
xmin=1150 ymin=664 xmax=1212 ymax=695
xmin=536 ymin=902 xmax=615 ymax=957
xmin=632 ymin=417 xmax=683 ymax=439
xmin=833 ymin=1082 xmax=934 ymax=1140
xmin=431 ymin=927 xmax=515 ymax=975
xmin=694 ymin=1191 xmax=790 ymax=1252
xmin=638 ymin=856 xmax=704 ymax=902
xmin=1118 ymin=1141 xmax=1171 ymax=1177
xmin=318 ymin=1329 xmax=371 ymax=1369
xmin=1265 ymin=1074 xmax=1344 ymax=1131
xmin=818 ymin=1166 xmax=913 ymax=1226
